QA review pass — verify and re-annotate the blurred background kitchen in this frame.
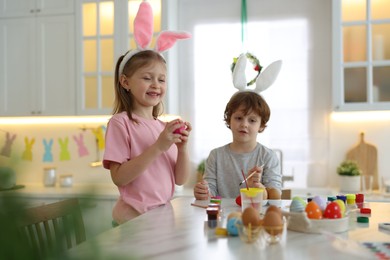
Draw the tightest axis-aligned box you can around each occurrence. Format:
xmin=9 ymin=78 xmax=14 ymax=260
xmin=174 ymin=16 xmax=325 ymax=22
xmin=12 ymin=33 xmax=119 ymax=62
xmin=1 ymin=0 xmax=390 ymax=236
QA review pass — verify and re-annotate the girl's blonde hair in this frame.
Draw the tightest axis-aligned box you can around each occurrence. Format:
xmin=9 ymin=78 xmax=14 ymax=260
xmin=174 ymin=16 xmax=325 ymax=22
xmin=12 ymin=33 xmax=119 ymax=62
xmin=113 ymin=50 xmax=166 ymax=122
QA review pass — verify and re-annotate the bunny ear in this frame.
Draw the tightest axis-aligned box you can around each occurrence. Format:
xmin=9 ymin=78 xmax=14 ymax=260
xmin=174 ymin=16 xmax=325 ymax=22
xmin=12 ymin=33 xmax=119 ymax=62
xmin=254 ymin=60 xmax=282 ymax=93
xmin=155 ymin=31 xmax=192 ymax=53
xmin=232 ymin=54 xmax=248 ymax=91
xmin=134 ymin=1 xmax=154 ymax=49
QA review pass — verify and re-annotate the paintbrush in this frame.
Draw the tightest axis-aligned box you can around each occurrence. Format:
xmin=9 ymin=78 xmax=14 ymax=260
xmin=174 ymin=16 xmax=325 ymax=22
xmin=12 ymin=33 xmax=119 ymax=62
xmin=239 ymin=164 xmax=265 ymax=186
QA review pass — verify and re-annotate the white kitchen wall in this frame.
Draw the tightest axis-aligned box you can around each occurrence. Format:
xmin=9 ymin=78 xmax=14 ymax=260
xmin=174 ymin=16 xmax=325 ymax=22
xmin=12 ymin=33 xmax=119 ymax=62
xmin=329 ymin=117 xmax=390 ymax=188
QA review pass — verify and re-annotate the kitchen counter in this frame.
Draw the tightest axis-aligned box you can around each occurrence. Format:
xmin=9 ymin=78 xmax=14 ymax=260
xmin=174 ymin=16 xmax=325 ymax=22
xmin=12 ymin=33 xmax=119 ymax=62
xmin=3 ymin=183 xmax=389 ymax=203
xmin=0 ymin=183 xmax=119 ymax=200
xmin=0 ymin=183 xmax=194 ymax=200
xmin=68 ymin=197 xmax=390 ymax=259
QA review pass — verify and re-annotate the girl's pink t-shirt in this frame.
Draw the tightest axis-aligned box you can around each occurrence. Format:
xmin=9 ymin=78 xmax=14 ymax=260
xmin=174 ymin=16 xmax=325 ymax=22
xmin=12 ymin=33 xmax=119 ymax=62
xmin=103 ymin=112 xmax=177 ymax=214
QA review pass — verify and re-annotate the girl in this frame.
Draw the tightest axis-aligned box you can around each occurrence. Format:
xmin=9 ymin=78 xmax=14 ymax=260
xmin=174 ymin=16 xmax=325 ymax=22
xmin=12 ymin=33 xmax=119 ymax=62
xmin=103 ymin=50 xmax=192 ymax=224
xmin=103 ymin=0 xmax=191 ymax=225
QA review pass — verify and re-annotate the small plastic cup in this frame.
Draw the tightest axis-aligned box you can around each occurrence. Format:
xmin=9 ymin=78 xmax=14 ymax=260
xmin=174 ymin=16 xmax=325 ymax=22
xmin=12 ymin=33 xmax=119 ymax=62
xmin=240 ymin=188 xmax=264 ymax=214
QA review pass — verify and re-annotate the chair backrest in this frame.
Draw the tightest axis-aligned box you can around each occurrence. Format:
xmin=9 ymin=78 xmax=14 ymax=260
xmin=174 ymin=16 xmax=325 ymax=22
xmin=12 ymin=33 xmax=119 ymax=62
xmin=17 ymin=198 xmax=86 ymax=258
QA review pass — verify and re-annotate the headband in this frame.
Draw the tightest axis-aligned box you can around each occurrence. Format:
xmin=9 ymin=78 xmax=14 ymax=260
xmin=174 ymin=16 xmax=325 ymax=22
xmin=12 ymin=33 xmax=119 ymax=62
xmin=232 ymin=53 xmax=282 ymax=93
xmin=118 ymin=1 xmax=191 ymax=77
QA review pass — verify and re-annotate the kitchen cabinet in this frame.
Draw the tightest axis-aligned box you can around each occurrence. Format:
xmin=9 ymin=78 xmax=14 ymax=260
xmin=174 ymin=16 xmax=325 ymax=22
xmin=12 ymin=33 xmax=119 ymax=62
xmin=332 ymin=0 xmax=390 ymax=111
xmin=0 ymin=0 xmax=75 ymax=116
xmin=0 ymin=0 xmax=74 ymax=17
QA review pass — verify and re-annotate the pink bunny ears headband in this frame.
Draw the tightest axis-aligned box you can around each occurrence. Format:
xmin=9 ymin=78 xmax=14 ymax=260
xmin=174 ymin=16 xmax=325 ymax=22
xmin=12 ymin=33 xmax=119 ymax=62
xmin=118 ymin=1 xmax=191 ymax=77
xmin=232 ymin=53 xmax=282 ymax=93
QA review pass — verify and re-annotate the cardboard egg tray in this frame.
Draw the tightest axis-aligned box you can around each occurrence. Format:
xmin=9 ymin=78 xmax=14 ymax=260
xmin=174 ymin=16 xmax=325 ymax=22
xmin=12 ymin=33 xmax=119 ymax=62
xmin=282 ymin=211 xmax=349 ymax=233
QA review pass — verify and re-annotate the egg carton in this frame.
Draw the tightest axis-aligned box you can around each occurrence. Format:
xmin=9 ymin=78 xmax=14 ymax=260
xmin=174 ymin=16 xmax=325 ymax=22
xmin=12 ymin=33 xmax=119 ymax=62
xmin=281 ymin=211 xmax=349 ymax=233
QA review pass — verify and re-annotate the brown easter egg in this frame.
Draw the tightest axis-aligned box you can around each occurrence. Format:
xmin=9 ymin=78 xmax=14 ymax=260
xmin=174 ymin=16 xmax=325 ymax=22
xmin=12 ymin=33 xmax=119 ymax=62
xmin=242 ymin=207 xmax=260 ymax=227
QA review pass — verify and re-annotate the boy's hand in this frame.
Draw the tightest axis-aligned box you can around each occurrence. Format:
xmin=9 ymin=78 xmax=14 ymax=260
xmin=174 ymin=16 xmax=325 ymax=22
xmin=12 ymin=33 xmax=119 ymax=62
xmin=193 ymin=180 xmax=209 ymax=200
xmin=247 ymin=165 xmax=263 ymax=188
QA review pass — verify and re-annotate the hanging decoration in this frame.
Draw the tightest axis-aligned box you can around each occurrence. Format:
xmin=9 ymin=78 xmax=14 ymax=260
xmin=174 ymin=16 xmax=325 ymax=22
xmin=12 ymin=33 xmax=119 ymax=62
xmin=73 ymin=133 xmax=89 ymax=157
xmin=42 ymin=138 xmax=54 ymax=162
xmin=22 ymin=137 xmax=35 ymax=161
xmin=59 ymin=137 xmax=71 ymax=161
xmin=0 ymin=132 xmax=17 ymax=157
xmin=231 ymin=0 xmax=282 ymax=92
xmin=92 ymin=126 xmax=106 ymax=151
xmin=231 ymin=53 xmax=262 ymax=86
xmin=0 ymin=125 xmax=106 ymax=164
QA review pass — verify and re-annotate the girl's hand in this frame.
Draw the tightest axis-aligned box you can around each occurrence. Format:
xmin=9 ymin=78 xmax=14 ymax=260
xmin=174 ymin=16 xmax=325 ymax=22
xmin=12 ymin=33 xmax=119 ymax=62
xmin=173 ymin=120 xmax=192 ymax=150
xmin=155 ymin=119 xmax=191 ymax=152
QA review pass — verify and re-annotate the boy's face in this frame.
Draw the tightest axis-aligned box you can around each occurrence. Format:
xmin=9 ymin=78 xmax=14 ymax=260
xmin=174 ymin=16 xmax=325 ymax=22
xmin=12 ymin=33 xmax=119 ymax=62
xmin=229 ymin=107 xmax=263 ymax=144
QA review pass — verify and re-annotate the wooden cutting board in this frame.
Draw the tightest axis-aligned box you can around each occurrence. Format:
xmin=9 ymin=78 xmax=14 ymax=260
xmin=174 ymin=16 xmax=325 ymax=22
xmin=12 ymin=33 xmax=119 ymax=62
xmin=346 ymin=132 xmax=378 ymax=190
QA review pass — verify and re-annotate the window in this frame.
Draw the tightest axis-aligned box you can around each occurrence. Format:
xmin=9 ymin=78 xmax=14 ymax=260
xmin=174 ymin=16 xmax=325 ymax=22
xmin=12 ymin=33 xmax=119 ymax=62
xmin=78 ymin=0 xmax=161 ymax=115
xmin=333 ymin=0 xmax=390 ymax=111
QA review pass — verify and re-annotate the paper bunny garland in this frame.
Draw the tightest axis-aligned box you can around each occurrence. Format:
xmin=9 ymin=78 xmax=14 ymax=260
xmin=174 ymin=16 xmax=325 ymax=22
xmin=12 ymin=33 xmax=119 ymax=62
xmin=118 ymin=1 xmax=191 ymax=77
xmin=232 ymin=53 xmax=282 ymax=93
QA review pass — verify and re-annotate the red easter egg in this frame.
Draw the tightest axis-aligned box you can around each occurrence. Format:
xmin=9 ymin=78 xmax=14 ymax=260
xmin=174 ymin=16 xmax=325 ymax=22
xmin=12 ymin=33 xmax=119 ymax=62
xmin=305 ymin=201 xmax=323 ymax=219
xmin=323 ymin=202 xmax=342 ymax=219
xmin=173 ymin=126 xmax=185 ymax=134
xmin=235 ymin=195 xmax=241 ymax=206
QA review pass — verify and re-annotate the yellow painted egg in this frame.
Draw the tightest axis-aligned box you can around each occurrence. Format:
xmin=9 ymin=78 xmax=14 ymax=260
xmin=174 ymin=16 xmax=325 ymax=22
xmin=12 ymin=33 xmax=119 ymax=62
xmin=334 ymin=199 xmax=346 ymax=217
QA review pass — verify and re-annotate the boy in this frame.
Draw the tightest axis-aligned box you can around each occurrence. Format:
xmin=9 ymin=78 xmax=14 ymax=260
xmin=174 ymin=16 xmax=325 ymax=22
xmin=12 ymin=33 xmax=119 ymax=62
xmin=193 ymin=91 xmax=282 ymax=200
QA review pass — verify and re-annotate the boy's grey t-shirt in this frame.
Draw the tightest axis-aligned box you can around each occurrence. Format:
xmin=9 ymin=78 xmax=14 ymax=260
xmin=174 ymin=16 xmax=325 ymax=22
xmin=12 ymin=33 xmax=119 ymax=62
xmin=204 ymin=143 xmax=282 ymax=198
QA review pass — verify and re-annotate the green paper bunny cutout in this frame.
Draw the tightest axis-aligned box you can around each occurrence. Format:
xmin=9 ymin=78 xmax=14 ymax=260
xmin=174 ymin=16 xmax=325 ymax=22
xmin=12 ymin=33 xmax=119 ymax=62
xmin=58 ymin=137 xmax=71 ymax=161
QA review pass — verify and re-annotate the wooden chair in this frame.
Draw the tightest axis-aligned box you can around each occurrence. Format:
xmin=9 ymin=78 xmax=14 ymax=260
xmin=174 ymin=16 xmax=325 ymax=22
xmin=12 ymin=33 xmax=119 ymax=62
xmin=17 ymin=198 xmax=86 ymax=258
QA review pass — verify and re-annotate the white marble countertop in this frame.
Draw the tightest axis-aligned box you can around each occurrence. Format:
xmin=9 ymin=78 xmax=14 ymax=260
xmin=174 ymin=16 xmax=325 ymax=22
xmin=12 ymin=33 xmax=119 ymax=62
xmin=68 ymin=197 xmax=389 ymax=260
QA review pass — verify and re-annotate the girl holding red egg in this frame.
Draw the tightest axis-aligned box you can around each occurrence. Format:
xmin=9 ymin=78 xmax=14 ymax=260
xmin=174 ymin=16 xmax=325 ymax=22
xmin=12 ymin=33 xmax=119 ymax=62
xmin=103 ymin=2 xmax=191 ymax=225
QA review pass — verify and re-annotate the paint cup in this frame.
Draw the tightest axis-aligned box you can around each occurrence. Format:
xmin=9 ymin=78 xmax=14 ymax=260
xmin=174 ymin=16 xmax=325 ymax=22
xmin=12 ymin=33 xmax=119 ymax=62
xmin=240 ymin=188 xmax=264 ymax=214
xmin=361 ymin=175 xmax=373 ymax=195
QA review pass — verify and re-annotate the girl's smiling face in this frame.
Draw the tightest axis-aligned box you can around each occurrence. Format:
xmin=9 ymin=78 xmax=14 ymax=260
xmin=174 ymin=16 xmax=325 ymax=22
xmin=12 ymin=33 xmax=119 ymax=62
xmin=127 ymin=62 xmax=167 ymax=112
xmin=229 ymin=107 xmax=263 ymax=143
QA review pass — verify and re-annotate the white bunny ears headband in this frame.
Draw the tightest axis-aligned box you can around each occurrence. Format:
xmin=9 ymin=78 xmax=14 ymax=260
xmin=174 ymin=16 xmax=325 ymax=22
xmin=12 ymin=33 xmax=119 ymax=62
xmin=232 ymin=53 xmax=282 ymax=93
xmin=118 ymin=1 xmax=191 ymax=77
